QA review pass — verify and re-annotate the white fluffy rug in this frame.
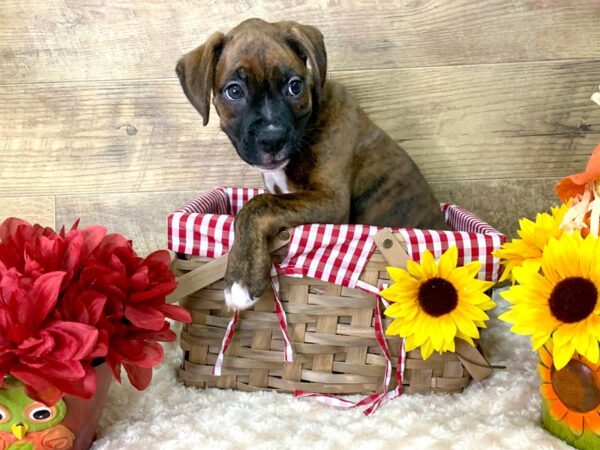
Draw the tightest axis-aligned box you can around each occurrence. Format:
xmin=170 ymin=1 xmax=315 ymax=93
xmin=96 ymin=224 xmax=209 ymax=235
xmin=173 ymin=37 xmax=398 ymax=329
xmin=92 ymin=291 xmax=571 ymax=450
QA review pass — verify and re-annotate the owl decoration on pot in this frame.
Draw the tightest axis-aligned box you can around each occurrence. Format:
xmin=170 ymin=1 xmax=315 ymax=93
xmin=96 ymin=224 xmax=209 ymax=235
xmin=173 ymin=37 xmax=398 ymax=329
xmin=0 ymin=379 xmax=74 ymax=450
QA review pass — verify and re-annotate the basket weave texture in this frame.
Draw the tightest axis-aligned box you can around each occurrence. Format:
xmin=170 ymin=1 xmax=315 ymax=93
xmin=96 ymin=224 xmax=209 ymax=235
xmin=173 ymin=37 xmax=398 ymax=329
xmin=175 ymin=247 xmax=473 ymax=394
xmin=168 ymin=187 xmax=504 ymax=395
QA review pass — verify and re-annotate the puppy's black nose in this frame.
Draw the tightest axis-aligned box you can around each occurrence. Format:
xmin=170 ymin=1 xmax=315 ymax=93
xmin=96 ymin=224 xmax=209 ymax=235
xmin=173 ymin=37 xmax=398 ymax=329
xmin=257 ymin=124 xmax=287 ymax=154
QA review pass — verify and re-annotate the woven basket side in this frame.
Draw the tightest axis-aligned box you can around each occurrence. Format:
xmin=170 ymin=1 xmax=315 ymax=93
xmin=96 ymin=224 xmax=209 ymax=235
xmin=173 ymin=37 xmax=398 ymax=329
xmin=175 ymin=242 xmax=473 ymax=395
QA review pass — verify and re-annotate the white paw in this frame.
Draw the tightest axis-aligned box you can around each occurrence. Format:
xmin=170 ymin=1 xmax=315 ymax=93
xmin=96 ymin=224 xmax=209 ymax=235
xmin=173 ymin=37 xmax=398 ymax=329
xmin=224 ymin=283 xmax=258 ymax=310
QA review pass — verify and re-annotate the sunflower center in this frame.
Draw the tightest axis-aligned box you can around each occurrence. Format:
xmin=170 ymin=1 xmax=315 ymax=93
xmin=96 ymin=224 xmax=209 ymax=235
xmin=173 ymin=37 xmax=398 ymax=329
xmin=551 ymin=359 xmax=600 ymax=413
xmin=548 ymin=277 xmax=597 ymax=323
xmin=418 ymin=277 xmax=458 ymax=317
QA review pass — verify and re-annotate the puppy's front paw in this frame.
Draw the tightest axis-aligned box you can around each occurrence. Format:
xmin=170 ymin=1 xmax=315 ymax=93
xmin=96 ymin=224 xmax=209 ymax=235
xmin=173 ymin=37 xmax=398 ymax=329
xmin=224 ymin=282 xmax=259 ymax=310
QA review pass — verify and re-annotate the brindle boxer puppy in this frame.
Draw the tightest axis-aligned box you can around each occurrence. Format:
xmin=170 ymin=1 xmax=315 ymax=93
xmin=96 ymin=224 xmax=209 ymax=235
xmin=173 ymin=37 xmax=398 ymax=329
xmin=177 ymin=18 xmax=447 ymax=310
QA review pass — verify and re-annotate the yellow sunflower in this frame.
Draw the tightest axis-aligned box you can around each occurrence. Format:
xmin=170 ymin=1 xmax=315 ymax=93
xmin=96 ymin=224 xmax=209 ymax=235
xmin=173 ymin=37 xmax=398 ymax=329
xmin=539 ymin=340 xmax=600 ymax=444
xmin=500 ymin=232 xmax=600 ymax=369
xmin=493 ymin=203 xmax=569 ymax=282
xmin=381 ymin=246 xmax=495 ymax=360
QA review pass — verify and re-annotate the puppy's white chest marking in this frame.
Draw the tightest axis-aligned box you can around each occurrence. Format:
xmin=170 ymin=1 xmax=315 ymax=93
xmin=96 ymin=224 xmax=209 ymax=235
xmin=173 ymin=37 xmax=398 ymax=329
xmin=263 ymin=169 xmax=291 ymax=194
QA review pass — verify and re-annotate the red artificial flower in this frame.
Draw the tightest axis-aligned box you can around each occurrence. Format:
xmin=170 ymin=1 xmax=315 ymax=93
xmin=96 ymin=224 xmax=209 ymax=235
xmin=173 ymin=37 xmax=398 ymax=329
xmin=80 ymin=235 xmax=183 ymax=331
xmin=0 ymin=218 xmax=106 ymax=285
xmin=76 ymin=234 xmax=190 ymax=389
xmin=54 ymin=286 xmax=110 ymax=360
xmin=0 ymin=217 xmax=191 ymax=402
xmin=105 ymin=323 xmax=171 ymax=390
xmin=0 ymin=270 xmax=99 ymax=405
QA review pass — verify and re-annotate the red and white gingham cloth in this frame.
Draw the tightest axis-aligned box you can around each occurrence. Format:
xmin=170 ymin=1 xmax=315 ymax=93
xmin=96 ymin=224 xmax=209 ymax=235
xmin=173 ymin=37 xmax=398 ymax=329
xmin=168 ymin=187 xmax=506 ymax=285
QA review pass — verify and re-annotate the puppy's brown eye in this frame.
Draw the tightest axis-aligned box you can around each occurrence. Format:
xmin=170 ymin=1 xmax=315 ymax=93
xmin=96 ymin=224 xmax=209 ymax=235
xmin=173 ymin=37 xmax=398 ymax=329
xmin=287 ymin=78 xmax=303 ymax=97
xmin=224 ymin=83 xmax=244 ymax=101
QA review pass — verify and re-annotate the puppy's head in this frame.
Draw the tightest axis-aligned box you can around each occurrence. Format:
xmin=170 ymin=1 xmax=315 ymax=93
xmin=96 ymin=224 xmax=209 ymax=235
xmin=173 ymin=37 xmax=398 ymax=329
xmin=176 ymin=19 xmax=327 ymax=171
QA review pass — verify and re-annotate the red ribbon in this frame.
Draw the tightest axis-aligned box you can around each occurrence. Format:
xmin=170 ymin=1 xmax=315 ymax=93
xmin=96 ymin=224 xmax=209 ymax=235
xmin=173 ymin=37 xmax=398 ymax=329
xmin=213 ymin=310 xmax=239 ymax=376
xmin=271 ymin=270 xmax=294 ymax=363
xmin=294 ymin=294 xmax=404 ymax=415
xmin=213 ymin=277 xmax=403 ymax=415
xmin=213 ymin=266 xmax=294 ymax=376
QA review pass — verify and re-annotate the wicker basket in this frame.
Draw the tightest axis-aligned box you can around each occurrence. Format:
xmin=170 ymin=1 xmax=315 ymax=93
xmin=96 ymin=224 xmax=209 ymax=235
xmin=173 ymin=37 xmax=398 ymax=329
xmin=167 ymin=188 xmax=504 ymax=396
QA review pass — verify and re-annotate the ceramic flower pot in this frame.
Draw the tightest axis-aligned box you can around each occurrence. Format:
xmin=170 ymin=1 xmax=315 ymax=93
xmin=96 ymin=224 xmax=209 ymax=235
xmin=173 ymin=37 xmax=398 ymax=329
xmin=0 ymin=364 xmax=112 ymax=450
xmin=539 ymin=346 xmax=600 ymax=450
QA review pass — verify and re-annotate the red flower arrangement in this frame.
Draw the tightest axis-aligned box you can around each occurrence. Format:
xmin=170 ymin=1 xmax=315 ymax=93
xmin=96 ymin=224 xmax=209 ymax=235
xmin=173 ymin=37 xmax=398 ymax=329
xmin=0 ymin=218 xmax=191 ymax=406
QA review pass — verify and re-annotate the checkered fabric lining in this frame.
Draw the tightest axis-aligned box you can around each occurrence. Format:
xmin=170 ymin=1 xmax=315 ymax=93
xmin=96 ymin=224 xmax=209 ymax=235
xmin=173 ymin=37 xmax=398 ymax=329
xmin=168 ymin=187 xmax=506 ymax=286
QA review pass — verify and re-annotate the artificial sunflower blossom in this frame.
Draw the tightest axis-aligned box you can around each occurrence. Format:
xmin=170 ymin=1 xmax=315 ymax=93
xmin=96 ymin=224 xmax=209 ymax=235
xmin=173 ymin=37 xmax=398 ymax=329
xmin=380 ymin=246 xmax=495 ymax=360
xmin=493 ymin=203 xmax=568 ymax=282
xmin=500 ymin=232 xmax=600 ymax=370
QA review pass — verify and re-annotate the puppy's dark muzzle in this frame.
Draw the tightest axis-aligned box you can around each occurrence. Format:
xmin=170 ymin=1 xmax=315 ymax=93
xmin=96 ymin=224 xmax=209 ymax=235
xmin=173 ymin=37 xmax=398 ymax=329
xmin=256 ymin=124 xmax=287 ymax=154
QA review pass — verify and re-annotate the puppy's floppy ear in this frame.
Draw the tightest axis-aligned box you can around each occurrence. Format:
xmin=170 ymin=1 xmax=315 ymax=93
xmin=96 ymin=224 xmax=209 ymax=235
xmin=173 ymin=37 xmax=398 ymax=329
xmin=285 ymin=23 xmax=327 ymax=107
xmin=176 ymin=32 xmax=225 ymax=126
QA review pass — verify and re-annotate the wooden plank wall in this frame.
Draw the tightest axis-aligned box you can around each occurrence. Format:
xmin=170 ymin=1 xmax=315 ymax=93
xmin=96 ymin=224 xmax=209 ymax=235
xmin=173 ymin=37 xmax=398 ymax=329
xmin=1 ymin=1 xmax=600 ymax=255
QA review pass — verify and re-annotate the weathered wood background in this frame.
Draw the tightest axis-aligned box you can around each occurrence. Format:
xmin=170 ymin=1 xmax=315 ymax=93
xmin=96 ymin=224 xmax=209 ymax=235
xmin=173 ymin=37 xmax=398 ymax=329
xmin=1 ymin=0 xmax=600 ymax=255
